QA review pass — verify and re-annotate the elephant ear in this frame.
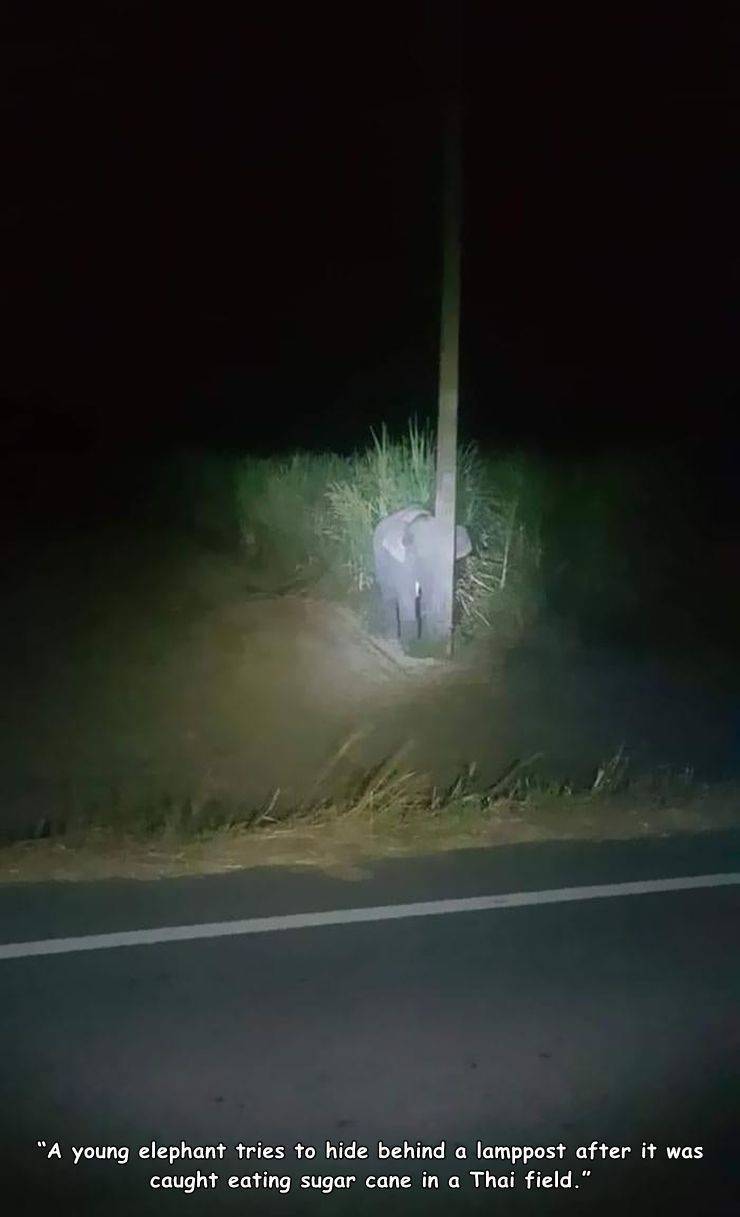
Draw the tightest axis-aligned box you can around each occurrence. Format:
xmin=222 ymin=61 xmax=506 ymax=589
xmin=381 ymin=532 xmax=407 ymax=563
xmin=380 ymin=507 xmax=428 ymax=563
xmin=455 ymin=524 xmax=472 ymax=559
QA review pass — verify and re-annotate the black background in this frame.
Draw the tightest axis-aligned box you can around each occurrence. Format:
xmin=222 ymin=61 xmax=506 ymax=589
xmin=4 ymin=4 xmax=737 ymax=454
xmin=3 ymin=1 xmax=740 ymax=646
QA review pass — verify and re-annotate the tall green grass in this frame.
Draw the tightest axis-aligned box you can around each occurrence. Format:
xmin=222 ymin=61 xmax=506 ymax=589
xmin=322 ymin=421 xmax=434 ymax=591
xmin=233 ymin=451 xmax=345 ymax=573
xmin=176 ymin=423 xmax=545 ymax=640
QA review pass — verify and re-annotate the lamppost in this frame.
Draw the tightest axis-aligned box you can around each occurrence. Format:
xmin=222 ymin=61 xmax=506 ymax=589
xmin=431 ymin=93 xmax=462 ymax=655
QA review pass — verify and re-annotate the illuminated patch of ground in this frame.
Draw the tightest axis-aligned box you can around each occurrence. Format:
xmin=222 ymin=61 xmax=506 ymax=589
xmin=1 ymin=527 xmax=737 ymax=868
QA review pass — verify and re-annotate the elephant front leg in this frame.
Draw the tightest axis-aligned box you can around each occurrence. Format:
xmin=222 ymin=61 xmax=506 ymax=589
xmin=397 ymin=585 xmax=420 ymax=650
xmin=418 ymin=580 xmax=452 ymax=653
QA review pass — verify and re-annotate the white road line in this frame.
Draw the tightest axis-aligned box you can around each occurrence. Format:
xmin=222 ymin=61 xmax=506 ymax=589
xmin=1 ymin=872 xmax=738 ymax=961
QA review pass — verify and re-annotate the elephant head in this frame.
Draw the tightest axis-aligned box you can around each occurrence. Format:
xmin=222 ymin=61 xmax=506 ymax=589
xmin=372 ymin=506 xmax=472 ymax=647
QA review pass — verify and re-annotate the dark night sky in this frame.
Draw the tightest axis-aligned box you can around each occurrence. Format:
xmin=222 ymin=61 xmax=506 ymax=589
xmin=3 ymin=3 xmax=739 ymax=461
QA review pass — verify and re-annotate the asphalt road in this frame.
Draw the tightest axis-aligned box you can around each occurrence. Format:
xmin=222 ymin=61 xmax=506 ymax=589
xmin=1 ymin=831 xmax=739 ymax=1216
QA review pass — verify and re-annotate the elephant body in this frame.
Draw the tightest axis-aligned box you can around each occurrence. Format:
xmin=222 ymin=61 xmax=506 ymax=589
xmin=372 ymin=505 xmax=472 ymax=649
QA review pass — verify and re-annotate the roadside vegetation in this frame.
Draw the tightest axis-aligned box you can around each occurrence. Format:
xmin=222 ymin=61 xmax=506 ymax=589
xmin=162 ymin=421 xmax=545 ymax=646
xmin=2 ymin=426 xmax=736 ymax=877
xmin=1 ymin=740 xmax=733 ymax=884
xmin=160 ymin=430 xmax=706 ymax=654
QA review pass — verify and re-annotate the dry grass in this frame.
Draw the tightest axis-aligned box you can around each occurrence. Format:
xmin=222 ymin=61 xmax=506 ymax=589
xmin=1 ymin=742 xmax=737 ymax=885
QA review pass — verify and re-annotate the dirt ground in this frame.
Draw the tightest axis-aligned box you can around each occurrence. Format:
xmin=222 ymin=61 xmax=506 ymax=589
xmin=1 ymin=524 xmax=738 ymax=854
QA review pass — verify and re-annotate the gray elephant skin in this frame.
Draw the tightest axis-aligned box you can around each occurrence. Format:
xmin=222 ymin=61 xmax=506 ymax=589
xmin=372 ymin=505 xmax=472 ymax=648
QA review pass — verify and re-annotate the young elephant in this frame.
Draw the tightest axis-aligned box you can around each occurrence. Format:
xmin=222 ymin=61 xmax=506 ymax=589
xmin=372 ymin=505 xmax=472 ymax=648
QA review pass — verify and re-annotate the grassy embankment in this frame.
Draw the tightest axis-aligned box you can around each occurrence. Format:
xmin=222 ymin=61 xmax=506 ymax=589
xmin=2 ymin=425 xmax=735 ymax=882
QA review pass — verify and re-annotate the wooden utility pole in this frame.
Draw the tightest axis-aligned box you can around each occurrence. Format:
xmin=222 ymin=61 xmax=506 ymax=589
xmin=430 ymin=95 xmax=462 ymax=655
